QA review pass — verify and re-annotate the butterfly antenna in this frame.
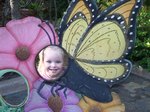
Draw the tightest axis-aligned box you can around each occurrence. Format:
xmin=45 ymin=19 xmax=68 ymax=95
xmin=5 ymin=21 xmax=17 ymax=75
xmin=38 ymin=24 xmax=52 ymax=45
xmin=51 ymin=83 xmax=58 ymax=97
xmin=45 ymin=21 xmax=56 ymax=45
xmin=37 ymin=80 xmax=47 ymax=100
xmin=63 ymin=87 xmax=67 ymax=99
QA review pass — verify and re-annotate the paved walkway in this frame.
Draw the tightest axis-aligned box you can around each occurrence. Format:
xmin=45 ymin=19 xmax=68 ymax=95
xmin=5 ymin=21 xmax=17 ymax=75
xmin=112 ymin=68 xmax=150 ymax=112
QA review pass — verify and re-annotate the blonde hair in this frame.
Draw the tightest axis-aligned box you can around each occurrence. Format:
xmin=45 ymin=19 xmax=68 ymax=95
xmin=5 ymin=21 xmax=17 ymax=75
xmin=37 ymin=45 xmax=68 ymax=77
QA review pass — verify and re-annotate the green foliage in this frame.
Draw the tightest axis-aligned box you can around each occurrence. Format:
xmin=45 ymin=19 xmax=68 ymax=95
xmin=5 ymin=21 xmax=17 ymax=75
xmin=0 ymin=96 xmax=24 ymax=112
xmin=25 ymin=0 xmax=69 ymax=26
xmin=129 ymin=7 xmax=150 ymax=71
xmin=26 ymin=2 xmax=46 ymax=19
xmin=96 ymin=0 xmax=117 ymax=10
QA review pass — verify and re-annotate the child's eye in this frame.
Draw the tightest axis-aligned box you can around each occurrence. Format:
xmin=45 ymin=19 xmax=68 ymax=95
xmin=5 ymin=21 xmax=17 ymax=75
xmin=56 ymin=61 xmax=61 ymax=63
xmin=47 ymin=60 xmax=52 ymax=63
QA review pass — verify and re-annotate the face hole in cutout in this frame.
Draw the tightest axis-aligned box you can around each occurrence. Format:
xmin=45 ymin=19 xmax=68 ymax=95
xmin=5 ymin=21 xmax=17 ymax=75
xmin=35 ymin=45 xmax=69 ymax=81
xmin=0 ymin=71 xmax=29 ymax=107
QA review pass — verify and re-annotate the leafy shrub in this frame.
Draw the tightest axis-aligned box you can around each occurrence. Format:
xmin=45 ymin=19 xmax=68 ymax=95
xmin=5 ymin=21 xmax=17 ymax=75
xmin=129 ymin=7 xmax=150 ymax=71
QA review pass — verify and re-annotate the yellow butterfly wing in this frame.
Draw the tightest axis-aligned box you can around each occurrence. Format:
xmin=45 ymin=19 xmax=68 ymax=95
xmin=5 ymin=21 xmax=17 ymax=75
xmin=67 ymin=0 xmax=93 ymax=24
xmin=74 ymin=20 xmax=131 ymax=81
xmin=61 ymin=16 xmax=88 ymax=56
xmin=76 ymin=21 xmax=126 ymax=61
xmin=59 ymin=0 xmax=98 ymax=29
xmin=108 ymin=0 xmax=137 ymax=25
xmin=58 ymin=0 xmax=98 ymax=49
xmin=77 ymin=61 xmax=129 ymax=80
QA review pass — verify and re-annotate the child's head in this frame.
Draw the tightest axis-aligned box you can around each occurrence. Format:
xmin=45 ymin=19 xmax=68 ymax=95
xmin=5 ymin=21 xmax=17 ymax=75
xmin=37 ymin=45 xmax=68 ymax=81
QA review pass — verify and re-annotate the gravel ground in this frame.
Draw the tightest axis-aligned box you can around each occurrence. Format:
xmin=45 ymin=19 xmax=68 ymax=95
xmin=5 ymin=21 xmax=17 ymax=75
xmin=112 ymin=69 xmax=150 ymax=112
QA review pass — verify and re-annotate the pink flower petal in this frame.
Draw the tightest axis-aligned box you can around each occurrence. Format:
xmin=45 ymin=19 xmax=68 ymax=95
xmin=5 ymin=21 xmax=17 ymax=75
xmin=33 ymin=78 xmax=44 ymax=89
xmin=55 ymin=88 xmax=81 ymax=111
xmin=32 ymin=79 xmax=80 ymax=103
xmin=26 ymin=79 xmax=82 ymax=112
xmin=0 ymin=54 xmax=19 ymax=69
xmin=30 ymin=22 xmax=58 ymax=55
xmin=33 ymin=79 xmax=53 ymax=100
xmin=59 ymin=88 xmax=80 ymax=105
xmin=24 ymin=89 xmax=51 ymax=112
xmin=0 ymin=28 xmax=18 ymax=53
xmin=62 ymin=105 xmax=82 ymax=112
xmin=27 ymin=108 xmax=53 ymax=112
xmin=6 ymin=17 xmax=42 ymax=46
xmin=18 ymin=62 xmax=38 ymax=89
xmin=26 ymin=54 xmax=39 ymax=80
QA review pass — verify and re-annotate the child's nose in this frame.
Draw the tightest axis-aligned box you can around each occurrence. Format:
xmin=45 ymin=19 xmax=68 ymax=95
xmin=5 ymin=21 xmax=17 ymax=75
xmin=51 ymin=62 xmax=56 ymax=67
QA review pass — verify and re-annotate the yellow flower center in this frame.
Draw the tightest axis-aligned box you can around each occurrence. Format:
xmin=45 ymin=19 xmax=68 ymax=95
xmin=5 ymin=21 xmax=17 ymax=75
xmin=48 ymin=95 xmax=63 ymax=112
xmin=15 ymin=46 xmax=30 ymax=61
xmin=89 ymin=106 xmax=101 ymax=112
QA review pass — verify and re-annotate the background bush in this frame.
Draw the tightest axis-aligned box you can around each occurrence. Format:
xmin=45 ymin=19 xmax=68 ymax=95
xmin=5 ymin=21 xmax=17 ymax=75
xmin=129 ymin=6 xmax=150 ymax=71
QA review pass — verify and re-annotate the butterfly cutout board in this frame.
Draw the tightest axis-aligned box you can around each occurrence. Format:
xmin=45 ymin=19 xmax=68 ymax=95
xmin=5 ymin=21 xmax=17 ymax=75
xmin=0 ymin=0 xmax=142 ymax=112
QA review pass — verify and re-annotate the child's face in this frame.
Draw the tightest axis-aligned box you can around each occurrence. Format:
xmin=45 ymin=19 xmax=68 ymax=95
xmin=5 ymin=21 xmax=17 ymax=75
xmin=42 ymin=48 xmax=64 ymax=81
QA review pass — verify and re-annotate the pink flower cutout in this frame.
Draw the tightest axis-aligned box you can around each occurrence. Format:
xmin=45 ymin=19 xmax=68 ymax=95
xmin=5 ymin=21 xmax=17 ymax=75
xmin=0 ymin=17 xmax=58 ymax=89
xmin=24 ymin=79 xmax=82 ymax=112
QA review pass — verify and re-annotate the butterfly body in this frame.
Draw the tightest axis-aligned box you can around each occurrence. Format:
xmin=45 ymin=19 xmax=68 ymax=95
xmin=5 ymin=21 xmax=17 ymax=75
xmin=61 ymin=58 xmax=112 ymax=102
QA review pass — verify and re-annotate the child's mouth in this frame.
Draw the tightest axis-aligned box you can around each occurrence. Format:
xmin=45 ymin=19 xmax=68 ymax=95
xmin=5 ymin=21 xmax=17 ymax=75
xmin=49 ymin=69 xmax=58 ymax=73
